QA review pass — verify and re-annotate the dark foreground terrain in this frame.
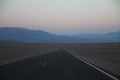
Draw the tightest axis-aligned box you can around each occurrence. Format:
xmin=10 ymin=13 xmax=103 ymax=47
xmin=0 ymin=49 xmax=118 ymax=80
xmin=0 ymin=42 xmax=120 ymax=79
xmin=65 ymin=42 xmax=120 ymax=76
xmin=0 ymin=42 xmax=65 ymax=62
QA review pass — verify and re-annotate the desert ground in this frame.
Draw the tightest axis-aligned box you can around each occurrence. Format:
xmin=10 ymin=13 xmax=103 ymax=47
xmin=0 ymin=42 xmax=120 ymax=77
xmin=0 ymin=42 xmax=66 ymax=62
xmin=65 ymin=42 xmax=120 ymax=76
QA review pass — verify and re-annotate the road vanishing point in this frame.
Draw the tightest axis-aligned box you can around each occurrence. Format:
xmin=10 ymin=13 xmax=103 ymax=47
xmin=0 ymin=48 xmax=119 ymax=80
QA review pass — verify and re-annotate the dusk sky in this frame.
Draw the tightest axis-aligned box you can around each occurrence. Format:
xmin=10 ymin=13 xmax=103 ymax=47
xmin=0 ymin=0 xmax=120 ymax=34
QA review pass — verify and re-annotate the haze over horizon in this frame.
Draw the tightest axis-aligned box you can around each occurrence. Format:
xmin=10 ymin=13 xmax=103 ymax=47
xmin=0 ymin=0 xmax=120 ymax=34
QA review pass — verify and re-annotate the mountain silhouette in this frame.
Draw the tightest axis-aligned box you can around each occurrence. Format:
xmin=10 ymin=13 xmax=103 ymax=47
xmin=0 ymin=27 xmax=120 ymax=42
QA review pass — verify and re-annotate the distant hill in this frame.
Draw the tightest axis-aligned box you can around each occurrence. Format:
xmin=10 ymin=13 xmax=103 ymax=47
xmin=0 ymin=27 xmax=120 ymax=42
xmin=104 ymin=31 xmax=120 ymax=41
xmin=68 ymin=31 xmax=120 ymax=42
xmin=0 ymin=27 xmax=88 ymax=42
xmin=0 ymin=27 xmax=57 ymax=42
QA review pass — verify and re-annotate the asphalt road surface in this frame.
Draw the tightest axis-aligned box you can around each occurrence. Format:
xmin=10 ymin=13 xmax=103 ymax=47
xmin=0 ymin=49 xmax=118 ymax=80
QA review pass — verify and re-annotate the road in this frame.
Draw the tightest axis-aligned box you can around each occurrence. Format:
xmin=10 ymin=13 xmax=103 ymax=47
xmin=0 ymin=49 xmax=119 ymax=80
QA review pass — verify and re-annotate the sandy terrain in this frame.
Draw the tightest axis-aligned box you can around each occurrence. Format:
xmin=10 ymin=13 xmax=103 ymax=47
xmin=0 ymin=42 xmax=65 ymax=62
xmin=65 ymin=42 xmax=120 ymax=76
xmin=0 ymin=42 xmax=120 ymax=77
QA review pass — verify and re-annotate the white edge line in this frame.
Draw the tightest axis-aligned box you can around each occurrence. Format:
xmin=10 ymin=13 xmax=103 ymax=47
xmin=1 ymin=48 xmax=119 ymax=80
xmin=69 ymin=53 xmax=119 ymax=80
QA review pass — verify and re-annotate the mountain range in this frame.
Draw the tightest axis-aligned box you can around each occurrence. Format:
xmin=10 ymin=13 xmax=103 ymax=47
xmin=0 ymin=27 xmax=120 ymax=43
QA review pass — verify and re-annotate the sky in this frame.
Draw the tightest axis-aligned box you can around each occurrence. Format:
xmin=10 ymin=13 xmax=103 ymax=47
xmin=0 ymin=0 xmax=120 ymax=34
